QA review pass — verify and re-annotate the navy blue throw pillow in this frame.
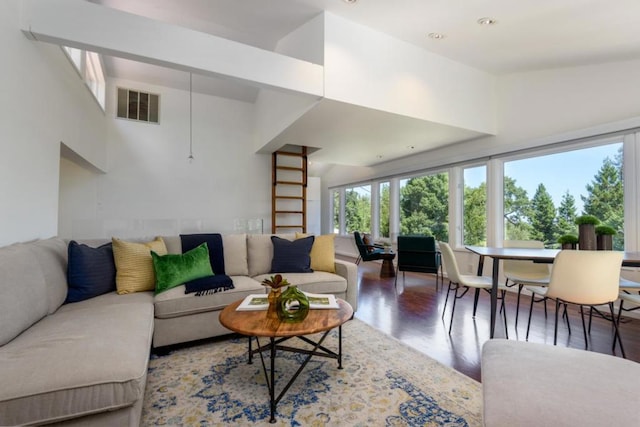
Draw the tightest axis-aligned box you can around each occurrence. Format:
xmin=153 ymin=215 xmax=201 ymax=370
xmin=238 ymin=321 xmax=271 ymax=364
xmin=270 ymin=235 xmax=315 ymax=273
xmin=66 ymin=241 xmax=117 ymax=303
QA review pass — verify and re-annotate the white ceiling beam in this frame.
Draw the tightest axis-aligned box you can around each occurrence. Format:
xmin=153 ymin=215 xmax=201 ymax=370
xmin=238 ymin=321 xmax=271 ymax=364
xmin=20 ymin=0 xmax=324 ymax=97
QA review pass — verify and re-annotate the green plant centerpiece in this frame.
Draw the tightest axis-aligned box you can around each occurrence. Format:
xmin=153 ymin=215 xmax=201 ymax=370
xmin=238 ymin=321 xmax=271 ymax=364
xmin=261 ymin=274 xmax=290 ymax=320
xmin=557 ymin=234 xmax=579 ymax=250
xmin=260 ymin=274 xmax=310 ymax=322
xmin=595 ymin=225 xmax=616 ymax=251
xmin=277 ymin=284 xmax=310 ymax=323
xmin=575 ymin=215 xmax=600 ymax=250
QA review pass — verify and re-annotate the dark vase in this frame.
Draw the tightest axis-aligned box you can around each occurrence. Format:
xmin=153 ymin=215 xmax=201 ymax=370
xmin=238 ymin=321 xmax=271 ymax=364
xmin=597 ymin=235 xmax=613 ymax=251
xmin=561 ymin=243 xmax=577 ymax=250
xmin=277 ymin=285 xmax=309 ymax=323
xmin=578 ymin=224 xmax=597 ymax=250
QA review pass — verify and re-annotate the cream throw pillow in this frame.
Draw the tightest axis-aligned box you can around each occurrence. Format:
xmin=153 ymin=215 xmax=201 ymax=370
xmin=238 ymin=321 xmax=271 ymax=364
xmin=112 ymin=237 xmax=168 ymax=294
xmin=296 ymin=233 xmax=336 ymax=273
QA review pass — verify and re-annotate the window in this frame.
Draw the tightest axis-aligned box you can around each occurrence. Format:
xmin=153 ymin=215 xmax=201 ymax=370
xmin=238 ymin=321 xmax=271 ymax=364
xmin=332 ymin=190 xmax=340 ymax=234
xmin=117 ymin=88 xmax=160 ymax=123
xmin=463 ymin=165 xmax=487 ymax=245
xmin=345 ymin=185 xmax=371 ymax=233
xmin=399 ymin=172 xmax=448 ymax=241
xmin=504 ymin=142 xmax=624 ymax=248
xmin=62 ymin=47 xmax=106 ymax=111
xmin=378 ymin=182 xmax=390 ymax=238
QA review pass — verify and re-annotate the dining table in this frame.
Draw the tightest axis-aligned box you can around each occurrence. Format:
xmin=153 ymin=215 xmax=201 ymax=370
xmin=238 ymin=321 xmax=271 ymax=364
xmin=464 ymin=245 xmax=640 ymax=338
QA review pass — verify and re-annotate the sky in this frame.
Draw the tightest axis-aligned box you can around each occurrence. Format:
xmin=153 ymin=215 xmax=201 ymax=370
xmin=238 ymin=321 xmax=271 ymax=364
xmin=504 ymin=143 xmax=621 ymax=213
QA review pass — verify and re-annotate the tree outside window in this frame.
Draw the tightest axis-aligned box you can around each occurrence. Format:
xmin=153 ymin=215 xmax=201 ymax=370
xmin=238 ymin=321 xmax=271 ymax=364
xmin=345 ymin=185 xmax=371 ymax=234
xmin=399 ymin=173 xmax=448 ymax=242
xmin=379 ymin=182 xmax=390 ymax=238
xmin=332 ymin=190 xmax=340 ymax=234
xmin=463 ymin=166 xmax=487 ymax=245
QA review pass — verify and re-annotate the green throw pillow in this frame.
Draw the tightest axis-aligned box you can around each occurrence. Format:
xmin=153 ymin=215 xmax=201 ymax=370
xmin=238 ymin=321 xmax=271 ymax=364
xmin=151 ymin=243 xmax=214 ymax=294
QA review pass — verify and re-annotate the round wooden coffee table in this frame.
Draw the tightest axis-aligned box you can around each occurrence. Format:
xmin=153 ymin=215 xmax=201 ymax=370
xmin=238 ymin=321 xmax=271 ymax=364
xmin=219 ymin=298 xmax=353 ymax=423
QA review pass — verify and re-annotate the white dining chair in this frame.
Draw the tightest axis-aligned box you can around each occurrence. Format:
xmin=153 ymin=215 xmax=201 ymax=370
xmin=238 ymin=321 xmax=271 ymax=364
xmin=524 ymin=250 xmax=623 ymax=351
xmin=439 ymin=242 xmax=509 ymax=336
xmin=502 ymin=240 xmax=551 ymax=328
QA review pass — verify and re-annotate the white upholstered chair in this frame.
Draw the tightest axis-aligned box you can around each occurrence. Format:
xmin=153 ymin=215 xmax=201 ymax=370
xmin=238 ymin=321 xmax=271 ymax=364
xmin=439 ymin=242 xmax=509 ymax=335
xmin=525 ymin=250 xmax=623 ymax=350
xmin=502 ymin=240 xmax=550 ymax=327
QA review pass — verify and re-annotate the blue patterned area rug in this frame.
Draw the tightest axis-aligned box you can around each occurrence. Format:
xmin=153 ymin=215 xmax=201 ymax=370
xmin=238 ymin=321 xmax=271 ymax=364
xmin=142 ymin=318 xmax=482 ymax=426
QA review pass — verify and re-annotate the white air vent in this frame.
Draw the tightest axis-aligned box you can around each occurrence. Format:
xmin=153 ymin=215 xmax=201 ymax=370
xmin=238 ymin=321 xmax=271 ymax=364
xmin=117 ymin=88 xmax=159 ymax=123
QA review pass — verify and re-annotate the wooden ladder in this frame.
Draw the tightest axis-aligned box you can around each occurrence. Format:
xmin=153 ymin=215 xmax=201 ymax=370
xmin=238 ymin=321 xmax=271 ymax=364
xmin=272 ymin=147 xmax=307 ymax=233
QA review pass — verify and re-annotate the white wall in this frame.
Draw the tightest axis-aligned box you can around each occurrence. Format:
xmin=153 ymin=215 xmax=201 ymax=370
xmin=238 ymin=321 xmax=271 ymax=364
xmin=323 ymin=13 xmax=496 ymax=135
xmin=0 ymin=0 xmax=106 ymax=246
xmin=63 ymin=78 xmax=272 ymax=239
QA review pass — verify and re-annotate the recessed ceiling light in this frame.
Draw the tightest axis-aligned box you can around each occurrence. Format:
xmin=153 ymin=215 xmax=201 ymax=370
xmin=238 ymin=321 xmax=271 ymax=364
xmin=477 ymin=17 xmax=497 ymax=25
xmin=428 ymin=32 xmax=446 ymax=40
xmin=343 ymin=0 xmax=358 ymax=4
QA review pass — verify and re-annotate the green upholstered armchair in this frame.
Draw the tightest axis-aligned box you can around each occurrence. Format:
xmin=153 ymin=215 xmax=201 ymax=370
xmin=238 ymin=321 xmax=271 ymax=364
xmin=353 ymin=231 xmax=385 ymax=265
xmin=394 ymin=235 xmax=443 ymax=289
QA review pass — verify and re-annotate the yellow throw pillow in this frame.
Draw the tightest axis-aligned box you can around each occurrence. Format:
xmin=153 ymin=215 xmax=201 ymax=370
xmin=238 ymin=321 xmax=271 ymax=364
xmin=112 ymin=237 xmax=168 ymax=294
xmin=296 ymin=233 xmax=336 ymax=273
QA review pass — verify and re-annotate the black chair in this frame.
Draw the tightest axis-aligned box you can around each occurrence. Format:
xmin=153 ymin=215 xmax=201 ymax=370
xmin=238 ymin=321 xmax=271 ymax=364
xmin=394 ymin=235 xmax=443 ymax=290
xmin=353 ymin=231 xmax=385 ymax=265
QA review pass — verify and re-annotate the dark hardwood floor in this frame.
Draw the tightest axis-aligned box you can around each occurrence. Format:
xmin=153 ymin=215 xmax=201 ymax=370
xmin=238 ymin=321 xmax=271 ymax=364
xmin=347 ymin=256 xmax=640 ymax=382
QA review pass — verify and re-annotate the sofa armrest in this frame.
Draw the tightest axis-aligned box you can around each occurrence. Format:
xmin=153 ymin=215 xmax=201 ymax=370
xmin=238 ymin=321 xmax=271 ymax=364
xmin=334 ymin=259 xmax=358 ymax=312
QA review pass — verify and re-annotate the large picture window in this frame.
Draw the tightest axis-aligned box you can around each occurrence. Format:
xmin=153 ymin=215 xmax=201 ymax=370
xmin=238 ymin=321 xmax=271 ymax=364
xmin=504 ymin=142 xmax=624 ymax=248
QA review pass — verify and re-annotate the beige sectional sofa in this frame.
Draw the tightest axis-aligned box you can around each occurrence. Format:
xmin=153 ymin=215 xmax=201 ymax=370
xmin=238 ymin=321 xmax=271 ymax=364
xmin=0 ymin=233 xmax=357 ymax=426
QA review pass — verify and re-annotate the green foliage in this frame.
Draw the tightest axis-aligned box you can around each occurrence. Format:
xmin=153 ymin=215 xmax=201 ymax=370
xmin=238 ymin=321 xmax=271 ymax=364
xmin=399 ymin=174 xmax=448 ymax=242
xmin=463 ymin=182 xmax=486 ymax=245
xmin=556 ymin=191 xmax=578 ymax=236
xmin=595 ymin=225 xmax=617 ymax=235
xmin=575 ymin=215 xmax=600 ymax=225
xmin=344 ymin=189 xmax=371 ymax=233
xmin=557 ymin=234 xmax=579 ymax=244
xmin=504 ymin=177 xmax=532 ymax=240
xmin=530 ymin=184 xmax=557 ymax=245
xmin=581 ymin=156 xmax=624 ymax=249
xmin=379 ymin=183 xmax=390 ymax=238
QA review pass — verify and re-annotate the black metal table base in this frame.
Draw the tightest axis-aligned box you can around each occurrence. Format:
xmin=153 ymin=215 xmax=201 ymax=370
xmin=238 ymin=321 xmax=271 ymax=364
xmin=247 ymin=325 xmax=343 ymax=423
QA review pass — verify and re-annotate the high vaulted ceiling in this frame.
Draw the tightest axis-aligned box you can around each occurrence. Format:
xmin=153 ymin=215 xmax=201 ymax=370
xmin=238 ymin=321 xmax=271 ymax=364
xmin=88 ymin=0 xmax=640 ymax=167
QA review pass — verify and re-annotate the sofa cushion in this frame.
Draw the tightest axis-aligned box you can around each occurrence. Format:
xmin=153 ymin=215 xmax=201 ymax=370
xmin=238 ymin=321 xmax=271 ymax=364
xmin=112 ymin=237 xmax=168 ymax=294
xmin=222 ymin=234 xmax=248 ymax=276
xmin=0 ymin=295 xmax=154 ymax=426
xmin=247 ymin=234 xmax=296 ymax=277
xmin=29 ymin=237 xmax=69 ymax=314
xmin=154 ymin=275 xmax=263 ymax=319
xmin=66 ymin=241 xmax=116 ymax=303
xmin=0 ymin=242 xmax=49 ymax=346
xmin=296 ymin=233 xmax=336 ymax=273
xmin=152 ymin=243 xmax=213 ymax=294
xmin=270 ymin=235 xmax=314 ymax=273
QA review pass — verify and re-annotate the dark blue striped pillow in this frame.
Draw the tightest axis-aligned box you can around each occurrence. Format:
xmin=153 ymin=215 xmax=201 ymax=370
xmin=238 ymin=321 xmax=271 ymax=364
xmin=270 ymin=235 xmax=315 ymax=273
